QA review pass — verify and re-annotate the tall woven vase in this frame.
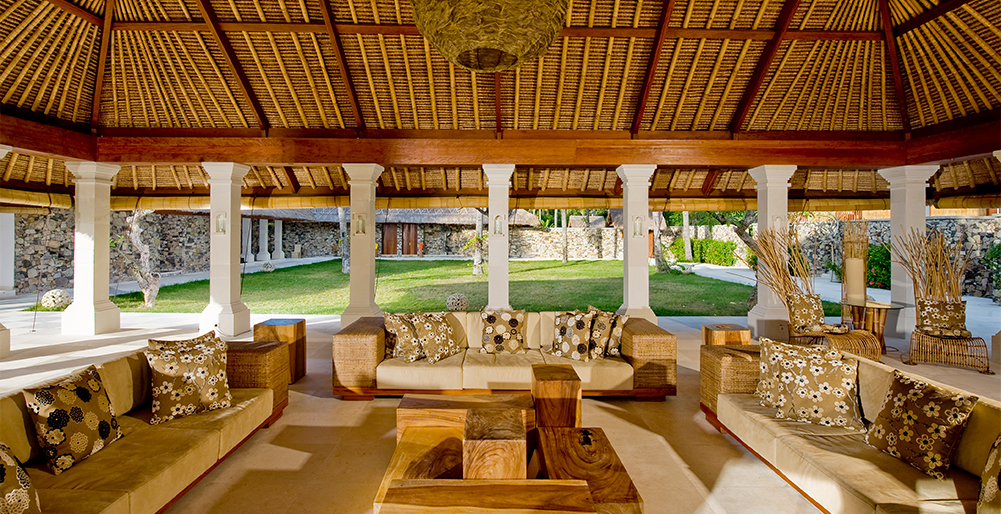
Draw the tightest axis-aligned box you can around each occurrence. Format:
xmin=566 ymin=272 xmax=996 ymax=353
xmin=843 ymin=221 xmax=868 ymax=305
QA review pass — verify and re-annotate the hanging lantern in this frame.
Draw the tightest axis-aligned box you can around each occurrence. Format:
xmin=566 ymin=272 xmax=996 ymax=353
xmin=412 ymin=0 xmax=568 ymax=73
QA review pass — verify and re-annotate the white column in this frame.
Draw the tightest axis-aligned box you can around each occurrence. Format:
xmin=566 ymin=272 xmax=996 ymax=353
xmin=616 ymin=164 xmax=657 ymax=323
xmin=746 ymin=165 xmax=797 ymax=340
xmin=994 ymin=151 xmax=1001 ymax=365
xmin=483 ymin=164 xmax=515 ymax=311
xmin=199 ymin=162 xmax=252 ymax=337
xmin=0 ymin=145 xmax=9 ymax=356
xmin=273 ymin=220 xmax=285 ymax=260
xmin=0 ymin=213 xmax=13 ymax=297
xmin=256 ymin=218 xmax=270 ymax=261
xmin=241 ymin=218 xmax=254 ymax=263
xmin=341 ymin=163 xmax=384 ymax=327
xmin=62 ymin=161 xmax=121 ymax=335
xmin=879 ymin=165 xmax=938 ymax=338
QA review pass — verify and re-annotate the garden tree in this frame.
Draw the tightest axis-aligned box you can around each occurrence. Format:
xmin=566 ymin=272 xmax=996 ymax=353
xmin=338 ymin=207 xmax=349 ymax=273
xmin=112 ymin=210 xmax=160 ymax=308
xmin=709 ymin=210 xmax=761 ymax=308
xmin=561 ymin=209 xmax=568 ymax=263
xmin=472 ymin=207 xmax=486 ymax=275
xmin=682 ymin=211 xmax=693 ymax=260
xmin=652 ymin=212 xmax=669 ymax=272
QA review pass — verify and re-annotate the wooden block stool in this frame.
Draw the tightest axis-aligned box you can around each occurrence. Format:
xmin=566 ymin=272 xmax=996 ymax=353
xmin=255 ymin=318 xmax=306 ymax=383
xmin=538 ymin=427 xmax=643 ymax=514
xmin=531 ymin=364 xmax=582 ymax=428
xmin=396 ymin=394 xmax=536 ymax=443
xmin=227 ymin=340 xmax=289 ymax=425
xmin=374 ymin=427 xmax=463 ymax=514
xmin=463 ymin=408 xmax=527 ymax=479
xmin=702 ymin=323 xmax=751 ymax=346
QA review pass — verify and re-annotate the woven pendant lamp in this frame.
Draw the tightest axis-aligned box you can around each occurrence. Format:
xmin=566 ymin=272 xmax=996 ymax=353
xmin=412 ymin=0 xmax=568 ymax=73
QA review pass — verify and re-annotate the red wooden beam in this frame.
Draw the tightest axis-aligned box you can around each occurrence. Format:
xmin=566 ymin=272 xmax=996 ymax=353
xmin=894 ymin=0 xmax=974 ymax=36
xmin=90 ymin=0 xmax=117 ymax=131
xmin=319 ymin=0 xmax=364 ymax=131
xmin=728 ymin=0 xmax=802 ymax=132
xmin=631 ymin=0 xmax=676 ymax=135
xmin=282 ymin=166 xmax=301 ymax=193
xmin=193 ymin=0 xmax=269 ymax=130
xmin=701 ymin=169 xmax=721 ymax=196
xmin=0 ymin=114 xmax=96 ymax=161
xmin=46 ymin=0 xmax=101 ymax=26
xmin=878 ymin=0 xmax=912 ymax=133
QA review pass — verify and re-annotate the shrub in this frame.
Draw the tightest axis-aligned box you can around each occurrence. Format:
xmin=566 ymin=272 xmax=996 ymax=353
xmin=668 ymin=238 xmax=737 ymax=266
xmin=866 ymin=244 xmax=891 ymax=290
xmin=983 ymin=241 xmax=1001 ymax=297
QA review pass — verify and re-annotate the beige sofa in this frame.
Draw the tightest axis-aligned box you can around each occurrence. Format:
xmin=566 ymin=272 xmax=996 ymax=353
xmin=701 ymin=344 xmax=1000 ymax=514
xmin=332 ymin=312 xmax=677 ymax=400
xmin=0 ymin=350 xmax=279 ymax=514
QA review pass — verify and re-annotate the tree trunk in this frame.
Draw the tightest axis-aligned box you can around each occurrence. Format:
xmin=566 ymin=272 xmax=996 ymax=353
xmin=473 ymin=209 xmax=484 ymax=275
xmin=561 ymin=209 xmax=568 ymax=263
xmin=652 ymin=212 xmax=668 ymax=272
xmin=338 ymin=207 xmax=350 ymax=273
xmin=682 ymin=211 xmax=693 ymax=261
xmin=127 ymin=210 xmax=160 ymax=308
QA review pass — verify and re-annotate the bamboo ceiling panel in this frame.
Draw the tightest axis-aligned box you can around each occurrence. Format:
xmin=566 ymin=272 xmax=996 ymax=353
xmin=792 ymin=0 xmax=881 ymax=31
xmin=933 ymin=157 xmax=1001 ymax=191
xmin=206 ymin=0 xmax=322 ymax=24
xmin=0 ymin=0 xmax=100 ymax=124
xmin=792 ymin=168 xmax=889 ymax=193
xmin=668 ymin=0 xmax=783 ymax=31
xmin=568 ymin=0 xmax=663 ymax=28
xmin=116 ymin=0 xmax=192 ymax=22
xmin=1 ymin=152 xmax=71 ymax=187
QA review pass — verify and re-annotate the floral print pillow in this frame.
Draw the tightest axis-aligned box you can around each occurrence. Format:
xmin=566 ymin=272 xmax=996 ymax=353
xmin=605 ymin=312 xmax=629 ymax=357
xmin=586 ymin=306 xmax=613 ymax=359
xmin=145 ymin=333 xmax=232 ymax=424
xmin=980 ymin=434 xmax=1001 ymax=514
xmin=773 ymin=355 xmax=866 ymax=431
xmin=915 ymin=299 xmax=972 ymax=338
xmin=479 ymin=309 xmax=527 ymax=354
xmin=386 ymin=313 xmax=424 ymax=362
xmin=411 ymin=312 xmax=461 ymax=364
xmin=1 ymin=442 xmax=41 ymax=513
xmin=756 ymin=339 xmax=842 ymax=408
xmin=787 ymin=293 xmax=825 ymax=332
xmin=550 ymin=310 xmax=596 ymax=362
xmin=22 ymin=366 xmax=123 ymax=474
xmin=865 ymin=370 xmax=979 ymax=479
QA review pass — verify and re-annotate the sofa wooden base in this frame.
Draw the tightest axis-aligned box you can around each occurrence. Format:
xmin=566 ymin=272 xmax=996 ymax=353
xmin=263 ymin=398 xmax=288 ymax=427
xmin=333 ymin=386 xmax=674 ymax=401
xmin=699 ymin=403 xmax=726 ymax=433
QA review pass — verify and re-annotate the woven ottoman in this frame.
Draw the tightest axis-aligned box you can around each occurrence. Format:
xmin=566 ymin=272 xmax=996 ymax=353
xmin=228 ymin=340 xmax=290 ymax=425
xmin=699 ymin=344 xmax=761 ymax=432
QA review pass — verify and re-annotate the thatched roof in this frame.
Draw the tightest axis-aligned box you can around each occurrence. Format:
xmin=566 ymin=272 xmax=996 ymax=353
xmin=1 ymin=0 xmax=999 ymax=212
xmin=165 ymin=206 xmax=540 ymax=225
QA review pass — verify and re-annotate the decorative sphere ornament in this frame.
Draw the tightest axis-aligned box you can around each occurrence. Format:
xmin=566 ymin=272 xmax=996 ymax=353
xmin=446 ymin=293 xmax=470 ymax=312
xmin=41 ymin=289 xmax=71 ymax=309
xmin=262 ymin=262 xmax=275 ymax=272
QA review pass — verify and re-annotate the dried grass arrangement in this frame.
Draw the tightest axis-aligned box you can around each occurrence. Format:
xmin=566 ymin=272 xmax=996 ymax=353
xmin=752 ymin=227 xmax=814 ymax=310
xmin=842 ymin=220 xmax=868 ymax=261
xmin=890 ymin=229 xmax=971 ymax=303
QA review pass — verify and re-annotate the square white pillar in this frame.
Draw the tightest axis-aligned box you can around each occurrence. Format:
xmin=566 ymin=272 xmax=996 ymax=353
xmin=200 ymin=162 xmax=252 ymax=337
xmin=0 ymin=212 xmax=14 ymax=297
xmin=483 ymin=164 xmax=515 ymax=311
xmin=746 ymin=165 xmax=797 ymax=341
xmin=994 ymin=151 xmax=1001 ymax=364
xmin=616 ymin=164 xmax=657 ymax=323
xmin=0 ymin=324 xmax=8 ymax=358
xmin=62 ymin=162 xmax=121 ymax=335
xmin=879 ymin=165 xmax=938 ymax=339
xmin=241 ymin=218 xmax=254 ymax=263
xmin=273 ymin=220 xmax=285 ymax=260
xmin=257 ymin=218 xmax=270 ymax=261
xmin=341 ymin=163 xmax=384 ymax=327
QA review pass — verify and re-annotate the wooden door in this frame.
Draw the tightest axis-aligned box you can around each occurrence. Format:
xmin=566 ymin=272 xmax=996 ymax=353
xmin=402 ymin=223 xmax=419 ymax=255
xmin=381 ymin=223 xmax=398 ymax=255
xmin=648 ymin=231 xmax=654 ymax=258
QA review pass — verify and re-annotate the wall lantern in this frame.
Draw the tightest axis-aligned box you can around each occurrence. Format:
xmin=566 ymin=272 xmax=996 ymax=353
xmin=493 ymin=215 xmax=505 ymax=236
xmin=354 ymin=214 xmax=366 ymax=235
xmin=632 ymin=216 xmax=644 ymax=237
xmin=215 ymin=213 xmax=227 ymax=234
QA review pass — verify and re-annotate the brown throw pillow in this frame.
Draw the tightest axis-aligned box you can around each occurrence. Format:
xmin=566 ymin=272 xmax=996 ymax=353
xmin=479 ymin=309 xmax=527 ymax=354
xmin=756 ymin=339 xmax=843 ymax=408
xmin=773 ymin=354 xmax=865 ymax=431
xmin=865 ymin=370 xmax=979 ymax=479
xmin=605 ymin=312 xmax=630 ymax=357
xmin=0 ymin=442 xmax=41 ymax=513
xmin=386 ymin=313 xmax=424 ymax=362
xmin=981 ymin=434 xmax=1001 ymax=514
xmin=411 ymin=312 xmax=461 ymax=364
xmin=915 ymin=299 xmax=971 ymax=338
xmin=22 ymin=366 xmax=123 ymax=474
xmin=586 ymin=306 xmax=614 ymax=360
xmin=145 ymin=333 xmax=232 ymax=424
xmin=550 ymin=310 xmax=596 ymax=362
xmin=788 ymin=293 xmax=825 ymax=332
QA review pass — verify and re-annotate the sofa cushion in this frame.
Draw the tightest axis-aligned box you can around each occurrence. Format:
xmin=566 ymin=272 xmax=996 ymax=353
xmin=0 ymin=395 xmax=39 ymax=465
xmin=412 ymin=313 xmax=461 ymax=364
xmin=462 ymin=350 xmax=547 ymax=389
xmin=377 ymin=351 xmax=465 ymax=390
xmin=756 ymin=339 xmax=843 ymax=408
xmin=22 ymin=366 xmax=124 ymax=475
xmin=97 ymin=352 xmax=152 ymax=417
xmin=541 ymin=353 xmax=633 ymax=390
xmin=386 ymin=313 xmax=424 ymax=363
xmin=980 ymin=434 xmax=1001 ymax=514
xmin=478 ymin=309 xmax=528 ymax=354
xmin=27 ymin=423 xmax=220 ymax=514
xmin=771 ymin=352 xmax=865 ymax=431
xmin=865 ymin=370 xmax=978 ymax=479
xmin=605 ymin=312 xmax=629 ymax=357
xmin=1 ymin=442 xmax=41 ymax=514
xmin=471 ymin=312 xmax=541 ymax=350
xmin=587 ymin=306 xmax=615 ymax=357
xmin=36 ymin=489 xmax=130 ymax=514
xmin=549 ymin=311 xmax=596 ymax=362
xmin=146 ymin=335 xmax=233 ymax=425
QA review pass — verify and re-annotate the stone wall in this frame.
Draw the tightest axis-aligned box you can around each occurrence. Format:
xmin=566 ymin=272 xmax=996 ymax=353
xmin=15 ymin=210 xmax=74 ymax=294
xmin=280 ymin=221 xmax=343 ymax=258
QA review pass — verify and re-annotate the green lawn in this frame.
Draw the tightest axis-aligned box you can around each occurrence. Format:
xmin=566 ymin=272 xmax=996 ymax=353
xmin=100 ymin=259 xmax=841 ymax=316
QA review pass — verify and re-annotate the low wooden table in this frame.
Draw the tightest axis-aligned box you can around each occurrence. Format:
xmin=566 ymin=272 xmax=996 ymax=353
xmin=396 ymin=394 xmax=536 ymax=443
xmin=844 ymin=301 xmax=902 ymax=353
xmin=254 ymin=318 xmax=306 ymax=383
xmin=538 ymin=427 xmax=643 ymax=514
xmin=381 ymin=479 xmax=596 ymax=513
xmin=531 ymin=364 xmax=582 ymax=428
xmin=374 ymin=427 xmax=463 ymax=514
xmin=702 ymin=323 xmax=751 ymax=345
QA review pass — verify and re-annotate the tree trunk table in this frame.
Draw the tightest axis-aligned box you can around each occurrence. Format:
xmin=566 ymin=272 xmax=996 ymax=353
xmin=463 ymin=408 xmax=527 ymax=479
xmin=531 ymin=364 xmax=582 ymax=428
xmin=380 ymin=479 xmax=596 ymax=514
xmin=701 ymin=323 xmax=751 ymax=346
xmin=396 ymin=393 xmax=535 ymax=443
xmin=373 ymin=427 xmax=463 ymax=514
xmin=538 ymin=427 xmax=643 ymax=514
xmin=254 ymin=318 xmax=306 ymax=383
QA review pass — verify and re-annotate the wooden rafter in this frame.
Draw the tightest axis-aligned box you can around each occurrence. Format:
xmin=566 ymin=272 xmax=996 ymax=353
xmin=631 ymin=0 xmax=676 ymax=134
xmin=46 ymin=0 xmax=101 ymax=26
xmin=319 ymin=0 xmax=363 ymax=130
xmin=701 ymin=169 xmax=721 ymax=196
xmin=282 ymin=166 xmax=301 ymax=193
xmin=878 ymin=0 xmax=912 ymax=132
xmin=894 ymin=0 xmax=975 ymax=37
xmin=89 ymin=0 xmax=116 ymax=130
xmin=192 ymin=0 xmax=268 ymax=130
xmin=729 ymin=0 xmax=802 ymax=132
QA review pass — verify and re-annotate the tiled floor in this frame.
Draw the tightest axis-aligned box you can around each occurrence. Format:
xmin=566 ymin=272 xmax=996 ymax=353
xmin=2 ymin=306 xmax=998 ymax=513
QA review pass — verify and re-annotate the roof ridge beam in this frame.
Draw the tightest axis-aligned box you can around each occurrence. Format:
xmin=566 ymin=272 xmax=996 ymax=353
xmin=631 ymin=0 xmax=676 ymax=135
xmin=318 ymin=0 xmax=364 ymax=131
xmin=90 ymin=0 xmax=117 ymax=132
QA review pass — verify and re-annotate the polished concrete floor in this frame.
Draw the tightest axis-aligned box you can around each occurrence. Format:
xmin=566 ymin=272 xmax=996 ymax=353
xmin=1 ymin=306 xmax=998 ymax=514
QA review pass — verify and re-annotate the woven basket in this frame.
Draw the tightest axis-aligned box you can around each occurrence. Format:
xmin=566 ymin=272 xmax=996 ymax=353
xmin=699 ymin=345 xmax=761 ymax=414
xmin=620 ymin=318 xmax=677 ymax=390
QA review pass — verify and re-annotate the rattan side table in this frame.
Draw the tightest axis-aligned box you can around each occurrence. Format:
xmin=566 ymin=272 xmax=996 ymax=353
xmin=227 ymin=340 xmax=290 ymax=425
xmin=699 ymin=344 xmax=761 ymax=431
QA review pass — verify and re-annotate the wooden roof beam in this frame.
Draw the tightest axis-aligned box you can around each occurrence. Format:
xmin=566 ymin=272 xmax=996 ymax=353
xmin=282 ymin=166 xmax=301 ymax=193
xmin=193 ymin=0 xmax=269 ymax=130
xmin=319 ymin=0 xmax=364 ymax=131
xmin=631 ymin=0 xmax=676 ymax=135
xmin=45 ymin=0 xmax=101 ymax=26
xmin=701 ymin=169 xmax=721 ymax=196
xmin=729 ymin=0 xmax=802 ymax=132
xmin=878 ymin=0 xmax=912 ymax=132
xmin=894 ymin=0 xmax=975 ymax=37
xmin=90 ymin=0 xmax=117 ymax=132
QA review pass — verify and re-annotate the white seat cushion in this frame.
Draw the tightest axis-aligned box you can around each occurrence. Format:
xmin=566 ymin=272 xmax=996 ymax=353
xmin=540 ymin=353 xmax=634 ymax=391
xmin=462 ymin=350 xmax=547 ymax=389
xmin=377 ymin=351 xmax=465 ymax=390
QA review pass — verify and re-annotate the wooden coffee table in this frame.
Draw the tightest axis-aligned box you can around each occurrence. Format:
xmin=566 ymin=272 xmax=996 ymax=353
xmin=539 ymin=427 xmax=643 ymax=514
